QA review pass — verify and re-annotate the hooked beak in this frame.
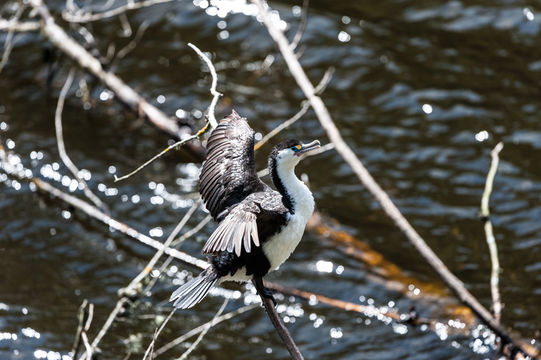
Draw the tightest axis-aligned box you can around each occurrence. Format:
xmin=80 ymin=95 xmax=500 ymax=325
xmin=296 ymin=140 xmax=321 ymax=156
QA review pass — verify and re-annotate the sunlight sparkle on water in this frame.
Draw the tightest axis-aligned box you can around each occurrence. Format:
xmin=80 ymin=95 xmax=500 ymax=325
xmin=22 ymin=327 xmax=40 ymax=339
xmin=422 ymin=103 xmax=433 ymax=114
xmin=524 ymin=8 xmax=535 ymax=21
xmin=175 ymin=108 xmax=187 ymax=118
xmin=218 ymin=30 xmax=230 ymax=40
xmin=475 ymin=130 xmax=489 ymax=142
xmin=338 ymin=31 xmax=351 ymax=42
xmin=149 ymin=227 xmax=164 ymax=237
xmin=99 ymin=89 xmax=114 ymax=101
xmin=0 ymin=332 xmax=17 ymax=341
xmin=315 ymin=260 xmax=333 ymax=273
xmin=330 ymin=327 xmax=343 ymax=339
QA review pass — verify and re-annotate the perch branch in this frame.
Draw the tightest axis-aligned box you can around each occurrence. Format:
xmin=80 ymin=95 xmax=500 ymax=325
xmin=253 ymin=278 xmax=304 ymax=360
xmin=29 ymin=0 xmax=205 ymax=159
xmin=480 ymin=142 xmax=504 ymax=324
xmin=252 ymin=0 xmax=538 ymax=358
xmin=188 ymin=43 xmax=222 ymax=129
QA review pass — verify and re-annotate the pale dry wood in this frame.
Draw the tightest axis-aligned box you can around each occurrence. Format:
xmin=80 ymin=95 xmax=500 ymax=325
xmin=480 ymin=142 xmax=504 ymax=324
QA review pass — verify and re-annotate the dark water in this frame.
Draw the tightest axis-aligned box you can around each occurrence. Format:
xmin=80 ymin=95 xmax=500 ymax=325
xmin=1 ymin=0 xmax=540 ymax=359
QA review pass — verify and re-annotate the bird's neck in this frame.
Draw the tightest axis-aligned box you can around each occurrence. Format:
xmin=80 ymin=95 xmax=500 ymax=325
xmin=270 ymin=161 xmax=313 ymax=215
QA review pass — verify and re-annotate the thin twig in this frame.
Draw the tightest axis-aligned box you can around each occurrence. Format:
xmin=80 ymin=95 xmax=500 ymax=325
xmin=290 ymin=0 xmax=309 ymax=50
xmin=252 ymin=1 xmax=537 ymax=358
xmin=78 ymin=202 xmax=201 ymax=360
xmin=254 ymin=67 xmax=334 ymax=151
xmin=143 ymin=214 xmax=212 ymax=293
xmin=0 ymin=19 xmax=40 ymax=32
xmin=142 ymin=308 xmax=177 ymax=360
xmin=178 ymin=298 xmax=229 ymax=360
xmin=114 ymin=20 xmax=150 ymax=61
xmin=188 ymin=43 xmax=222 ymax=129
xmin=114 ymin=122 xmax=210 ymax=182
xmin=125 ymin=200 xmax=200 ymax=292
xmin=55 ymin=68 xmax=108 ymax=212
xmin=481 ymin=142 xmax=504 ymax=324
xmin=153 ymin=304 xmax=258 ymax=357
xmin=0 ymin=4 xmax=26 ymax=73
xmin=71 ymin=299 xmax=89 ymax=359
xmin=62 ymin=0 xmax=176 ymax=23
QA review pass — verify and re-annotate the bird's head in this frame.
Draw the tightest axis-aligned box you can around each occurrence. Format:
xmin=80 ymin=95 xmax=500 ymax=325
xmin=269 ymin=139 xmax=321 ymax=169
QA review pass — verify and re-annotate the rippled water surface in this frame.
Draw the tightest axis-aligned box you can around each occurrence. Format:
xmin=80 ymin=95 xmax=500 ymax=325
xmin=1 ymin=0 xmax=540 ymax=359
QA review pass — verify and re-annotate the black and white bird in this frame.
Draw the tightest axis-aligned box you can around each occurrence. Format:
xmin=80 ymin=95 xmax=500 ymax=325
xmin=170 ymin=110 xmax=320 ymax=309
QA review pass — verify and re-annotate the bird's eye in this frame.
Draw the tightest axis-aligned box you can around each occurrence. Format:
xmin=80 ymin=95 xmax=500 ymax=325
xmin=291 ymin=145 xmax=301 ymax=152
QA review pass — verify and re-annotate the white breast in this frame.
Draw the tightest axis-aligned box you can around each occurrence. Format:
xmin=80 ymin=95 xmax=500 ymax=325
xmin=220 ymin=158 xmax=315 ymax=283
xmin=263 ymin=172 xmax=315 ymax=271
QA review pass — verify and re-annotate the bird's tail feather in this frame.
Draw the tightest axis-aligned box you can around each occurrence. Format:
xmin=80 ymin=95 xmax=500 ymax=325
xmin=170 ymin=269 xmax=218 ymax=309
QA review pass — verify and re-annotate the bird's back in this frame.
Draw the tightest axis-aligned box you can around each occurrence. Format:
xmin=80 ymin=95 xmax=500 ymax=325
xmin=199 ymin=111 xmax=266 ymax=221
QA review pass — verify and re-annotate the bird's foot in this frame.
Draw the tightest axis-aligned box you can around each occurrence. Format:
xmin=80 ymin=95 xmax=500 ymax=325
xmin=261 ymin=286 xmax=277 ymax=307
xmin=253 ymin=277 xmax=277 ymax=307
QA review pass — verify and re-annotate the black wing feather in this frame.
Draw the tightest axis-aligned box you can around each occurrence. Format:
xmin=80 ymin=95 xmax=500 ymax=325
xmin=199 ymin=111 xmax=266 ymax=220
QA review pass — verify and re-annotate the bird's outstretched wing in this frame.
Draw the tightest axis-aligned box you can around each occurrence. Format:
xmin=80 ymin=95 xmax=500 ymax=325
xmin=202 ymin=192 xmax=288 ymax=256
xmin=202 ymin=200 xmax=260 ymax=256
xmin=199 ymin=111 xmax=266 ymax=221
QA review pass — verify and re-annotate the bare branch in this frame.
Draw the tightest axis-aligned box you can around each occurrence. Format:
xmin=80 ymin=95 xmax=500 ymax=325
xmin=188 ymin=43 xmax=222 ymax=129
xmin=0 ymin=19 xmax=40 ymax=32
xmin=252 ymin=0 xmax=538 ymax=358
xmin=126 ymin=200 xmax=200 ymax=292
xmin=178 ymin=298 xmax=229 ymax=360
xmin=290 ymin=0 xmax=309 ymax=50
xmin=114 ymin=121 xmax=210 ymax=182
xmin=142 ymin=308 xmax=177 ymax=360
xmin=481 ymin=142 xmax=504 ymax=324
xmin=55 ymin=67 xmax=108 ymax=212
xmin=153 ymin=304 xmax=258 ymax=357
xmin=0 ymin=4 xmax=26 ymax=73
xmin=29 ymin=0 xmax=205 ymax=159
xmin=62 ymin=0 xmax=176 ymax=23
xmin=253 ymin=277 xmax=304 ymax=360
xmin=254 ymin=67 xmax=334 ymax=151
